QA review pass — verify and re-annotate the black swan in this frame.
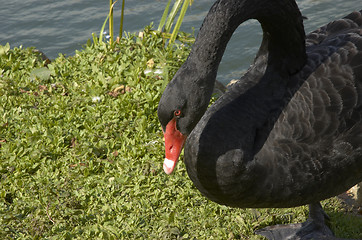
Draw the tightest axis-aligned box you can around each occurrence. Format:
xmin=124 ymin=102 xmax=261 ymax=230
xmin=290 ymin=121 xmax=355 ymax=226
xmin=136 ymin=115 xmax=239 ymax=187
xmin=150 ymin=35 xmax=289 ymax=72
xmin=157 ymin=0 xmax=362 ymax=238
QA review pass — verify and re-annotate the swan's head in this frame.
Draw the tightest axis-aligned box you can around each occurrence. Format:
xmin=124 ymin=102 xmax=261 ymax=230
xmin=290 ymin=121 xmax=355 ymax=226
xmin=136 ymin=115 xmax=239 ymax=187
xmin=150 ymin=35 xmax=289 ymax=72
xmin=157 ymin=65 xmax=214 ymax=174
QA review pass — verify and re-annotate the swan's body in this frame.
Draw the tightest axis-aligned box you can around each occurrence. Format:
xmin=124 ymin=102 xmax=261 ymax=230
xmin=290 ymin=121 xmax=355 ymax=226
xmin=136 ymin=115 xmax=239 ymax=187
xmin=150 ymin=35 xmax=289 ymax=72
xmin=158 ymin=0 xmax=362 ymax=238
xmin=185 ymin=9 xmax=362 ymax=208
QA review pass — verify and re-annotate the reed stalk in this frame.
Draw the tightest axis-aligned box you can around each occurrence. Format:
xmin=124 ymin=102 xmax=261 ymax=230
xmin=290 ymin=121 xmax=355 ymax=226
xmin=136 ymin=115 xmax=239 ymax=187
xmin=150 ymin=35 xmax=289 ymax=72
xmin=96 ymin=0 xmax=192 ymax=47
xmin=157 ymin=0 xmax=193 ymax=47
xmin=164 ymin=0 xmax=183 ymax=33
xmin=109 ymin=0 xmax=113 ymax=43
xmin=158 ymin=0 xmax=172 ymax=32
xmin=119 ymin=0 xmax=125 ymax=38
xmin=168 ymin=0 xmax=191 ymax=47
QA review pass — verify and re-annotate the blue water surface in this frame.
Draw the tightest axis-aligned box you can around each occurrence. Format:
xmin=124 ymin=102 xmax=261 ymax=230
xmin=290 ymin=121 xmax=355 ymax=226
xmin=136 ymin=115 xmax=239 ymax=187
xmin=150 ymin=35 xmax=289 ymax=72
xmin=0 ymin=0 xmax=360 ymax=84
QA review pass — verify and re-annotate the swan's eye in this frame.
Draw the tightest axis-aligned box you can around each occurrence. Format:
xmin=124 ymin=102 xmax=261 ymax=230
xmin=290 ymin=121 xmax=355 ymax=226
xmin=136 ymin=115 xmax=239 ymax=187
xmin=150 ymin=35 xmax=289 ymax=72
xmin=174 ymin=110 xmax=181 ymax=117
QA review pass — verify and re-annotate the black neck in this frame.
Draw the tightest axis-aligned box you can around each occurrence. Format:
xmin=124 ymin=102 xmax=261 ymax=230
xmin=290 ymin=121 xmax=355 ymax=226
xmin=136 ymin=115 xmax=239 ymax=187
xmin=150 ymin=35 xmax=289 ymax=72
xmin=187 ymin=0 xmax=307 ymax=83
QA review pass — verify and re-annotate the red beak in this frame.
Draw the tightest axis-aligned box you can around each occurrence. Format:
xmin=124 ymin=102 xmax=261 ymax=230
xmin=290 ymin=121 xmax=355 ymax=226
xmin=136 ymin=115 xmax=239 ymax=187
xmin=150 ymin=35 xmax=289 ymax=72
xmin=163 ymin=118 xmax=186 ymax=174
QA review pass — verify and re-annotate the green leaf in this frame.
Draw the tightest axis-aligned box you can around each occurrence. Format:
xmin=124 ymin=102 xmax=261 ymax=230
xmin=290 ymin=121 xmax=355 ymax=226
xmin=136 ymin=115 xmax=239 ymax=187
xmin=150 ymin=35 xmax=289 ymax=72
xmin=0 ymin=43 xmax=10 ymax=56
xmin=30 ymin=67 xmax=52 ymax=81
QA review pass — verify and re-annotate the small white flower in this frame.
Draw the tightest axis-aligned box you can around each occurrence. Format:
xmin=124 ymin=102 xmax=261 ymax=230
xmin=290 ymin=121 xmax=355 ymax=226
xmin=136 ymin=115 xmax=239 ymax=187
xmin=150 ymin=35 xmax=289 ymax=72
xmin=92 ymin=96 xmax=101 ymax=103
xmin=144 ymin=69 xmax=152 ymax=74
xmin=154 ymin=69 xmax=163 ymax=74
xmin=145 ymin=140 xmax=158 ymax=146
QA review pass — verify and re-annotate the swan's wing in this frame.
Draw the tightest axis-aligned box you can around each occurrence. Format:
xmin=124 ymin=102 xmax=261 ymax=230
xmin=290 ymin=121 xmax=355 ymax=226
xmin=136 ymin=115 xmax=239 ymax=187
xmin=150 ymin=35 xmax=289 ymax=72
xmin=258 ymin=10 xmax=362 ymax=205
xmin=276 ymin=10 xmax=362 ymax=151
xmin=306 ymin=10 xmax=362 ymax=47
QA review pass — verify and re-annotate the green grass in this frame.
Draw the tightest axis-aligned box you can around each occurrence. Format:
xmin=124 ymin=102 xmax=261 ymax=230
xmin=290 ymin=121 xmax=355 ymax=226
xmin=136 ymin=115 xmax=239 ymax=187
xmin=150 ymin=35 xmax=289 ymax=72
xmin=0 ymin=26 xmax=361 ymax=239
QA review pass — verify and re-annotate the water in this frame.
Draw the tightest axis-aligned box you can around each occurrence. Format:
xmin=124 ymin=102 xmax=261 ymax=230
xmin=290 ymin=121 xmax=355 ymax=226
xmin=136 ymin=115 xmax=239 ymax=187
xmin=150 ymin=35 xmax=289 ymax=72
xmin=0 ymin=0 xmax=360 ymax=84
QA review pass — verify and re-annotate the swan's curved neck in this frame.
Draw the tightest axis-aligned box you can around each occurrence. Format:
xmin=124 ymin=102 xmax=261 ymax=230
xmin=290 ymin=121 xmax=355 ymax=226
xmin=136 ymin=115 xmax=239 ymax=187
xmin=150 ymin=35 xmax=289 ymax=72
xmin=188 ymin=0 xmax=306 ymax=83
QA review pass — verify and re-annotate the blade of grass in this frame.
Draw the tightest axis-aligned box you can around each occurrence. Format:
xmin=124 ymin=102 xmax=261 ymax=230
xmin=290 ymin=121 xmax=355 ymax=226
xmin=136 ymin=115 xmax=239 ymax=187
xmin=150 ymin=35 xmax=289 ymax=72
xmin=92 ymin=32 xmax=99 ymax=45
xmin=99 ymin=14 xmax=110 ymax=44
xmin=164 ymin=0 xmax=183 ymax=33
xmin=169 ymin=0 xmax=191 ymax=46
xmin=158 ymin=0 xmax=172 ymax=32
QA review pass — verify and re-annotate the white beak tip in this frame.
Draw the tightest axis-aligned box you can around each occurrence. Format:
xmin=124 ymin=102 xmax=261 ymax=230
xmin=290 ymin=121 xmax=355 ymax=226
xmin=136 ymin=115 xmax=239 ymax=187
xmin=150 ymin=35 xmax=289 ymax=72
xmin=163 ymin=158 xmax=175 ymax=175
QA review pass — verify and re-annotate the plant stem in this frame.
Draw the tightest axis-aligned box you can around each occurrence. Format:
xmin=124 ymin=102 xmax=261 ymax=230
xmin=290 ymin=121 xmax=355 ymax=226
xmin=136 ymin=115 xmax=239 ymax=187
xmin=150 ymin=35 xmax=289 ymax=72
xmin=109 ymin=0 xmax=114 ymax=43
xmin=119 ymin=0 xmax=125 ymax=38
